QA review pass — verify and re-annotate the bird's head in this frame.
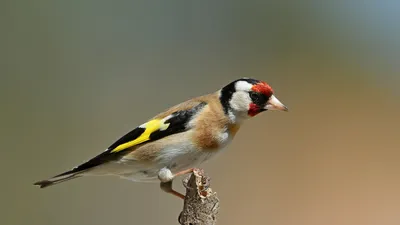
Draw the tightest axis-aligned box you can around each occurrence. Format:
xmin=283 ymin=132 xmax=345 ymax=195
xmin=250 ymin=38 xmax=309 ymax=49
xmin=219 ymin=78 xmax=288 ymax=122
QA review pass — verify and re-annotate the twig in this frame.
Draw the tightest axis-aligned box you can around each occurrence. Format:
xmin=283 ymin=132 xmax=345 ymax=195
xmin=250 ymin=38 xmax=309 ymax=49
xmin=178 ymin=169 xmax=220 ymax=225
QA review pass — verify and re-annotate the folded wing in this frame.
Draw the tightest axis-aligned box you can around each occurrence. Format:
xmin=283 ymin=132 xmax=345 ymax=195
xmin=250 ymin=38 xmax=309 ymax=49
xmin=45 ymin=101 xmax=207 ymax=178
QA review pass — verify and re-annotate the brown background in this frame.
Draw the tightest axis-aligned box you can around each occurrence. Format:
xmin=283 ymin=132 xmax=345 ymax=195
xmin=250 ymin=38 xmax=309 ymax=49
xmin=2 ymin=1 xmax=400 ymax=225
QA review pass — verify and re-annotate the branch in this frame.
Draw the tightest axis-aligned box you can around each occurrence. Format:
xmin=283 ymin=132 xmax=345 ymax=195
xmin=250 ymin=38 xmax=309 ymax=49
xmin=178 ymin=169 xmax=220 ymax=225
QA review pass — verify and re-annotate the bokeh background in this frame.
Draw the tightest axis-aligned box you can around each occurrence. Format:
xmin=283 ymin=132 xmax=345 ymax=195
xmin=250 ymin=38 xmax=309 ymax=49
xmin=2 ymin=1 xmax=399 ymax=225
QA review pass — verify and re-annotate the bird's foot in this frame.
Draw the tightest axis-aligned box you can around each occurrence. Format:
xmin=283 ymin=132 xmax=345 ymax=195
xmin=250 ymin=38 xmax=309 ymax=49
xmin=158 ymin=167 xmax=200 ymax=199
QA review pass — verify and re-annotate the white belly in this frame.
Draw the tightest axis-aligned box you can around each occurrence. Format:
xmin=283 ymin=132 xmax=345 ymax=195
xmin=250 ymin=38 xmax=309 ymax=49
xmin=107 ymin=130 xmax=232 ymax=182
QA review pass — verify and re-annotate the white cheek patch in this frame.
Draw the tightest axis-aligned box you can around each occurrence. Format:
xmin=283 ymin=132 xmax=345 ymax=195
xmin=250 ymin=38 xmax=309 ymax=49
xmin=230 ymin=92 xmax=251 ymax=112
xmin=235 ymin=81 xmax=253 ymax=92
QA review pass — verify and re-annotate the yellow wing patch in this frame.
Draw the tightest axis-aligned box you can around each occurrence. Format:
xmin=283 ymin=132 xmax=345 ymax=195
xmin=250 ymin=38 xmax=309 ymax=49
xmin=110 ymin=119 xmax=170 ymax=153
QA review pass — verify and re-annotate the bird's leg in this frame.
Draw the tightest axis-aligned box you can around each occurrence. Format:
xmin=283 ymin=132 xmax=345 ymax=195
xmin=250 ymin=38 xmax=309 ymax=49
xmin=160 ymin=181 xmax=185 ymax=199
xmin=173 ymin=168 xmax=194 ymax=177
xmin=158 ymin=167 xmax=195 ymax=199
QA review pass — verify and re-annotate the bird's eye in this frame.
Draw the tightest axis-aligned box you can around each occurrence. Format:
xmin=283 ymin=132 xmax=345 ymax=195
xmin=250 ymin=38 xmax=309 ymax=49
xmin=250 ymin=92 xmax=267 ymax=105
xmin=250 ymin=92 xmax=260 ymax=102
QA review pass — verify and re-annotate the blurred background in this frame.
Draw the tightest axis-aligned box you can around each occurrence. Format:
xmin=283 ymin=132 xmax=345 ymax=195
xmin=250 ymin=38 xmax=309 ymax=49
xmin=1 ymin=1 xmax=399 ymax=225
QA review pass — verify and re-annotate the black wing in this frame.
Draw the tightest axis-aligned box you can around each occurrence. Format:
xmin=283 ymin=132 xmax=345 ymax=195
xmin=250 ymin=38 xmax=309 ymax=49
xmin=52 ymin=102 xmax=207 ymax=177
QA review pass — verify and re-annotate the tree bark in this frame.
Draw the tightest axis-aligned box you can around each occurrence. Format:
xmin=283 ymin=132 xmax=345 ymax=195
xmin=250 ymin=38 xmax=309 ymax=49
xmin=178 ymin=169 xmax=220 ymax=225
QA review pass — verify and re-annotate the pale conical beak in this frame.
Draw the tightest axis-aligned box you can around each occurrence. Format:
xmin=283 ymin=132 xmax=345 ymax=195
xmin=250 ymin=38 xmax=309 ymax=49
xmin=265 ymin=95 xmax=288 ymax=112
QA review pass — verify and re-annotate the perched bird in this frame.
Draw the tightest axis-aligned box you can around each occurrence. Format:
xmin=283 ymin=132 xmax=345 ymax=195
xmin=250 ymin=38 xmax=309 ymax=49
xmin=34 ymin=78 xmax=288 ymax=198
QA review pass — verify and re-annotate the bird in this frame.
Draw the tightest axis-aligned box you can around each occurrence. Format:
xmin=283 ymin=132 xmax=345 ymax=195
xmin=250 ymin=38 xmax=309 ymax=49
xmin=34 ymin=78 xmax=288 ymax=199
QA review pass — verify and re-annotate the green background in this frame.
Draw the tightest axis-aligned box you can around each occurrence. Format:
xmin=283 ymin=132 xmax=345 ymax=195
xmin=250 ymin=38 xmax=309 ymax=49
xmin=2 ymin=1 xmax=399 ymax=225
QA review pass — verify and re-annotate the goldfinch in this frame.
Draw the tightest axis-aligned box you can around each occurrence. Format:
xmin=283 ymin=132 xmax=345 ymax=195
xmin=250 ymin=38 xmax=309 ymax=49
xmin=34 ymin=78 xmax=288 ymax=198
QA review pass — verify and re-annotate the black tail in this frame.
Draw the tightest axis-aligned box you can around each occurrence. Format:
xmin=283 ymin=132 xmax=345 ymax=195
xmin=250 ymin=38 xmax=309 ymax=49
xmin=34 ymin=172 xmax=81 ymax=188
xmin=34 ymin=148 xmax=123 ymax=188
